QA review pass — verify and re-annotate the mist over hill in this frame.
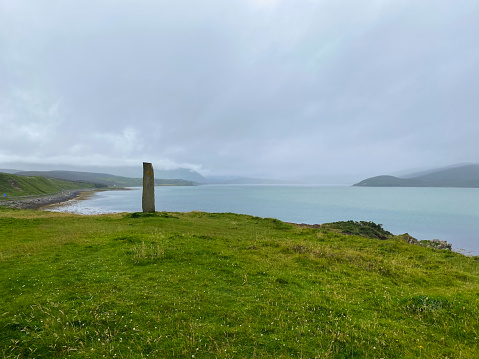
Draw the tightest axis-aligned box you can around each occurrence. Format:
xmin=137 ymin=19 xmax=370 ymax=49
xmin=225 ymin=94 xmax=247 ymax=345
xmin=2 ymin=163 xmax=300 ymax=185
xmin=0 ymin=169 xmax=18 ymax=174
xmin=354 ymin=164 xmax=479 ymax=188
xmin=0 ymin=163 xmax=206 ymax=182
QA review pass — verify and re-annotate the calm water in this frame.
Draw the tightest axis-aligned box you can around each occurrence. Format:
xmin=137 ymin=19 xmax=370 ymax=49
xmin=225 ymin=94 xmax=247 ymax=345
xmin=46 ymin=185 xmax=479 ymax=255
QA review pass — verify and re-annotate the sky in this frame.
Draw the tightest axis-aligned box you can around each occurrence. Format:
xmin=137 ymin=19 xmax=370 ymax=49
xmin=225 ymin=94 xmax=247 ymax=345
xmin=1 ymin=0 xmax=478 ymax=181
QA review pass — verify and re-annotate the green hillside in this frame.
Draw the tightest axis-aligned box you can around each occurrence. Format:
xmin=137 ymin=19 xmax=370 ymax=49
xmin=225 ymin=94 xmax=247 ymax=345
xmin=0 ymin=173 xmax=94 ymax=198
xmin=353 ymin=175 xmax=423 ymax=187
xmin=1 ymin=209 xmax=478 ymax=358
xmin=354 ymin=164 xmax=479 ymax=188
xmin=15 ymin=170 xmax=197 ymax=187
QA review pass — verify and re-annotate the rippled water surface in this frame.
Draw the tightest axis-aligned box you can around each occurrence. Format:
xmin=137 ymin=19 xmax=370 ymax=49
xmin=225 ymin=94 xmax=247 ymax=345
xmin=46 ymin=185 xmax=479 ymax=255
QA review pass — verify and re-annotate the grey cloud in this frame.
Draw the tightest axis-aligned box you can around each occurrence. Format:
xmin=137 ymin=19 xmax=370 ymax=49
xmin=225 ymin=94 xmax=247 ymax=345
xmin=1 ymin=0 xmax=478 ymax=179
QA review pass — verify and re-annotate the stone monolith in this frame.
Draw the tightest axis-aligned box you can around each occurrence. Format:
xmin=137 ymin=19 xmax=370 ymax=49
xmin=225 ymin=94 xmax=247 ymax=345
xmin=142 ymin=162 xmax=155 ymax=213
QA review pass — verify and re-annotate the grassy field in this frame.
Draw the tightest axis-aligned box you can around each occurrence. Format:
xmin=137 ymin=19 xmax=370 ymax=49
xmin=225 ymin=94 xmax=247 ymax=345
xmin=0 ymin=208 xmax=478 ymax=358
xmin=0 ymin=173 xmax=94 ymax=198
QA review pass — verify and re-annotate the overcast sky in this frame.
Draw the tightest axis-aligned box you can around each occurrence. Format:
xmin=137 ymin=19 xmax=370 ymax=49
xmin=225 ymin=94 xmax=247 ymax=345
xmin=1 ymin=0 xmax=478 ymax=180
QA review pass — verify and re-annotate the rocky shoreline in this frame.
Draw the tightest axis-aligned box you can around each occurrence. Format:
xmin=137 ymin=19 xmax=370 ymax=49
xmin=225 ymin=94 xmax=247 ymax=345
xmin=398 ymin=233 xmax=452 ymax=250
xmin=0 ymin=189 xmax=93 ymax=210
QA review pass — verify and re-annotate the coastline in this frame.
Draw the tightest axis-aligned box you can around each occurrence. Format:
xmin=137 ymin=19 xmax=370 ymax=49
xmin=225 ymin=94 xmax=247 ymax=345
xmin=0 ymin=189 xmax=96 ymax=210
xmin=1 ymin=185 xmax=477 ymax=256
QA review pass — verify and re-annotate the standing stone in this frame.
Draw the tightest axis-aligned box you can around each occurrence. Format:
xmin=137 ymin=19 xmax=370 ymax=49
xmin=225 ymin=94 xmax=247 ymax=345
xmin=142 ymin=162 xmax=155 ymax=213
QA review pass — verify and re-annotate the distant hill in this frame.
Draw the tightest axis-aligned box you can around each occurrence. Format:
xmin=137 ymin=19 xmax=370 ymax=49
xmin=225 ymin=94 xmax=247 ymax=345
xmin=16 ymin=170 xmax=138 ymax=187
xmin=0 ymin=169 xmax=19 ymax=174
xmin=155 ymin=168 xmax=207 ymax=183
xmin=15 ymin=170 xmax=197 ymax=187
xmin=353 ymin=175 xmax=424 ymax=187
xmin=81 ymin=166 xmax=207 ymax=183
xmin=0 ymin=163 xmax=207 ymax=183
xmin=153 ymin=179 xmax=198 ymax=186
xmin=354 ymin=164 xmax=479 ymax=188
xmin=0 ymin=173 xmax=94 ymax=197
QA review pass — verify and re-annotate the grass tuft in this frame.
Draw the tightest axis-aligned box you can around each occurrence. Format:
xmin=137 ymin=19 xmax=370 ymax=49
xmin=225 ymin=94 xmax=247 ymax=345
xmin=1 ymin=208 xmax=478 ymax=358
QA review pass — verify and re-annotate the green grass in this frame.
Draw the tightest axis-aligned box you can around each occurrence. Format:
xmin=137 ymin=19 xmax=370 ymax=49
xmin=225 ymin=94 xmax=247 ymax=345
xmin=0 ymin=173 xmax=95 ymax=198
xmin=12 ymin=171 xmax=197 ymax=188
xmin=1 ymin=208 xmax=478 ymax=358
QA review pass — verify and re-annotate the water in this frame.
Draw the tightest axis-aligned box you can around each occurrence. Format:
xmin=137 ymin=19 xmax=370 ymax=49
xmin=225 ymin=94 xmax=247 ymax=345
xmin=46 ymin=185 xmax=479 ymax=255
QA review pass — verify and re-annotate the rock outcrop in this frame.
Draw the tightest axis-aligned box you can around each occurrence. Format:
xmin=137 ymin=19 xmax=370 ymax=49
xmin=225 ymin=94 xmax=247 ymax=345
xmin=398 ymin=233 xmax=452 ymax=251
